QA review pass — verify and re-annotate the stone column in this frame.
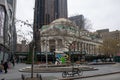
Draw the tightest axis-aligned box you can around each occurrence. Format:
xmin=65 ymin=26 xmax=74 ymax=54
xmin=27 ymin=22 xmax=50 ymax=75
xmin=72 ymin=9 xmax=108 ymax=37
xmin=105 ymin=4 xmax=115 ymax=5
xmin=88 ymin=44 xmax=90 ymax=54
xmin=46 ymin=39 xmax=49 ymax=52
xmin=86 ymin=43 xmax=88 ymax=54
xmin=55 ymin=40 xmax=58 ymax=51
xmin=81 ymin=42 xmax=83 ymax=52
xmin=90 ymin=44 xmax=93 ymax=54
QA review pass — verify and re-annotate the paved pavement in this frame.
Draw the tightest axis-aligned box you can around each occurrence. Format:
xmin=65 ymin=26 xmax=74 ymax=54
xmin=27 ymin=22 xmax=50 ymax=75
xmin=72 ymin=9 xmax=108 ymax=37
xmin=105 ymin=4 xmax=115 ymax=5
xmin=76 ymin=73 xmax=120 ymax=80
xmin=0 ymin=63 xmax=120 ymax=80
xmin=0 ymin=63 xmax=31 ymax=80
xmin=60 ymin=63 xmax=120 ymax=80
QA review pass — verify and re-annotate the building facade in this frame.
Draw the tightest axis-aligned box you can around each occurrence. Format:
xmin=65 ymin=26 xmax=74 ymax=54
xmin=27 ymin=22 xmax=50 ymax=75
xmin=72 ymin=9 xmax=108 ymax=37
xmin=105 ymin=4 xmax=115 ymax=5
xmin=39 ymin=18 xmax=102 ymax=62
xmin=34 ymin=0 xmax=68 ymax=28
xmin=0 ymin=0 xmax=16 ymax=62
xmin=97 ymin=29 xmax=120 ymax=40
xmin=69 ymin=15 xmax=85 ymax=30
xmin=38 ymin=18 xmax=102 ymax=62
xmin=16 ymin=40 xmax=29 ymax=62
xmin=96 ymin=29 xmax=120 ymax=56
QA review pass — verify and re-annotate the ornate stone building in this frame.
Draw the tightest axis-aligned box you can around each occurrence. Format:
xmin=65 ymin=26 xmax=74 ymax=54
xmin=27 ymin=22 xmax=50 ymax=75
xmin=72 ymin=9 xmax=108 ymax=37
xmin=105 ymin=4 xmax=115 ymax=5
xmin=40 ymin=18 xmax=102 ymax=55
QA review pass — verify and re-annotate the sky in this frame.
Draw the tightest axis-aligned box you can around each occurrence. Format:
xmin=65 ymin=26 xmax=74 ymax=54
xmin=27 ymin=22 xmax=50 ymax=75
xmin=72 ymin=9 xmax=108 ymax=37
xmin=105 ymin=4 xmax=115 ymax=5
xmin=16 ymin=0 xmax=120 ymax=32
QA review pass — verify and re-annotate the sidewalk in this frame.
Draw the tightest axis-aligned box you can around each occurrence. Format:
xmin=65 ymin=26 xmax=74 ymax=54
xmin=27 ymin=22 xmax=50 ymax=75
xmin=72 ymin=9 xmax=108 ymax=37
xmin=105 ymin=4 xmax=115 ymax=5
xmin=0 ymin=63 xmax=31 ymax=80
xmin=59 ymin=63 xmax=120 ymax=80
xmin=0 ymin=63 xmax=120 ymax=80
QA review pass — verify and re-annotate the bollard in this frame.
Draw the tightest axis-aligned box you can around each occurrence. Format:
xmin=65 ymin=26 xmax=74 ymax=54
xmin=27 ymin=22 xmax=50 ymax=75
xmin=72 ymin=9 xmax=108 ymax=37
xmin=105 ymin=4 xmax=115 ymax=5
xmin=21 ymin=74 xmax=25 ymax=80
xmin=36 ymin=73 xmax=39 ymax=78
xmin=39 ymin=74 xmax=42 ymax=80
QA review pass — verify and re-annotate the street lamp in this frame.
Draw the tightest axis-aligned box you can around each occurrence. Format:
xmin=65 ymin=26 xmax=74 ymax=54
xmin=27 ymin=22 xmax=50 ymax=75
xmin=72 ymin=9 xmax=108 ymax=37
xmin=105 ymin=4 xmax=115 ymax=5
xmin=117 ymin=43 xmax=120 ymax=55
xmin=43 ymin=34 xmax=48 ymax=68
xmin=45 ymin=39 xmax=48 ymax=68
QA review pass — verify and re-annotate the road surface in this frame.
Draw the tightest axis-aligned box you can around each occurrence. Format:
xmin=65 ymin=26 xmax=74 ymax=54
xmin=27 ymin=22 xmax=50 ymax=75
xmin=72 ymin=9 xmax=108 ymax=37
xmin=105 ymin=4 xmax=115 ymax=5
xmin=76 ymin=73 xmax=120 ymax=80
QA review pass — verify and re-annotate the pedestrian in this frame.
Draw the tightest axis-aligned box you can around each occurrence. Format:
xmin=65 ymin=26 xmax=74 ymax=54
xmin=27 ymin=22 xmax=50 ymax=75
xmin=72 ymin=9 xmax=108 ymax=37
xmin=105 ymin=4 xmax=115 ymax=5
xmin=1 ymin=60 xmax=3 ymax=65
xmin=11 ymin=59 xmax=15 ymax=67
xmin=16 ymin=56 xmax=19 ymax=64
xmin=0 ymin=60 xmax=4 ymax=73
xmin=3 ymin=61 xmax=8 ymax=73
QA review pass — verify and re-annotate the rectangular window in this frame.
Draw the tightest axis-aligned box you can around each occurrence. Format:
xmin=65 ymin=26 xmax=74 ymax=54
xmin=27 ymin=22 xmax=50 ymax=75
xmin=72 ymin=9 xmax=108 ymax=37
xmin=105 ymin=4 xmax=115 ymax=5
xmin=0 ymin=6 xmax=5 ymax=37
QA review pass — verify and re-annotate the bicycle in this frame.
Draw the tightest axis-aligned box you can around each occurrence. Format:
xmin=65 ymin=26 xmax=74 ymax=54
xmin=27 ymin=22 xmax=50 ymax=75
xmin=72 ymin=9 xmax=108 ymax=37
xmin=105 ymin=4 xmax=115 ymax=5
xmin=62 ymin=67 xmax=83 ymax=78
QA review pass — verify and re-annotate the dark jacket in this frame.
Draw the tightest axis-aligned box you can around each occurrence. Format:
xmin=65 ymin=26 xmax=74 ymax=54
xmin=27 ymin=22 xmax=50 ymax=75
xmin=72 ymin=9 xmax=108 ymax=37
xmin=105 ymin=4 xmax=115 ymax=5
xmin=3 ymin=62 xmax=8 ymax=69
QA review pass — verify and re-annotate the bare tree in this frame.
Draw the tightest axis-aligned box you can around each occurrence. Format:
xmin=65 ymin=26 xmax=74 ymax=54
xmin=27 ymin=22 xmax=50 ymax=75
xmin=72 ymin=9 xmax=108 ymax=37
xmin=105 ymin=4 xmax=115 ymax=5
xmin=100 ymin=38 xmax=119 ymax=57
xmin=84 ymin=18 xmax=92 ymax=31
xmin=15 ymin=19 xmax=33 ymax=44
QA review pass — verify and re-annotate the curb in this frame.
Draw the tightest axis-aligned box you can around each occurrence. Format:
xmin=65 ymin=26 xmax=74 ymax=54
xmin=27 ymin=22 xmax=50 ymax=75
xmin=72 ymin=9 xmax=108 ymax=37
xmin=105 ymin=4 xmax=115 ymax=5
xmin=59 ymin=71 xmax=120 ymax=80
xmin=88 ymin=62 xmax=116 ymax=65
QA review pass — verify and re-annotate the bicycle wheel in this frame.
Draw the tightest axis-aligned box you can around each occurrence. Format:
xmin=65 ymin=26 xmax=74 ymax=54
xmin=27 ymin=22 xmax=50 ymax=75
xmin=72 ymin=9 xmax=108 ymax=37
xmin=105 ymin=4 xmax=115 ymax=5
xmin=72 ymin=68 xmax=80 ymax=76
xmin=78 ymin=69 xmax=83 ymax=76
xmin=62 ymin=71 xmax=67 ymax=78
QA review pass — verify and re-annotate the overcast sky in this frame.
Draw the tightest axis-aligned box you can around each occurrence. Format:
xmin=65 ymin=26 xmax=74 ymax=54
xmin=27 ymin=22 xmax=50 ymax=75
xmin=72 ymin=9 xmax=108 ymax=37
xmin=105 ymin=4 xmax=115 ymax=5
xmin=16 ymin=0 xmax=120 ymax=31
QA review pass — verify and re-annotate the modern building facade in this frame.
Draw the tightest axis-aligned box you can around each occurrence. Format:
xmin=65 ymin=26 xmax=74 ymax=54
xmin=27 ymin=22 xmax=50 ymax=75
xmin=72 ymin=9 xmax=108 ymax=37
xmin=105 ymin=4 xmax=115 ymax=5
xmin=33 ymin=0 xmax=68 ymax=52
xmin=69 ymin=15 xmax=85 ymax=30
xmin=0 ymin=0 xmax=16 ymax=62
xmin=34 ymin=0 xmax=68 ymax=28
xmin=96 ymin=29 xmax=109 ymax=39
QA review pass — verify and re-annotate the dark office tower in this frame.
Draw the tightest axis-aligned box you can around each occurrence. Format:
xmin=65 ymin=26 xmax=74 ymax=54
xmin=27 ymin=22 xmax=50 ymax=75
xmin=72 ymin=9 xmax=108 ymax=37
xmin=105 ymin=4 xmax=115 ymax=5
xmin=44 ymin=0 xmax=68 ymax=24
xmin=69 ymin=15 xmax=85 ymax=30
xmin=33 ymin=0 xmax=68 ymax=52
xmin=53 ymin=0 xmax=68 ymax=23
xmin=34 ymin=0 xmax=68 ymax=27
xmin=33 ymin=0 xmax=45 ymax=52
xmin=56 ymin=0 xmax=68 ymax=19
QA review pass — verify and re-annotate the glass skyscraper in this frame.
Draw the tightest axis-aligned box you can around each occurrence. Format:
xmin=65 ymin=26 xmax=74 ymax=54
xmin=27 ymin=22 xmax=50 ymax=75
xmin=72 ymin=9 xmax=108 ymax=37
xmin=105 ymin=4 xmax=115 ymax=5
xmin=33 ymin=0 xmax=68 ymax=52
xmin=34 ymin=0 xmax=68 ymax=28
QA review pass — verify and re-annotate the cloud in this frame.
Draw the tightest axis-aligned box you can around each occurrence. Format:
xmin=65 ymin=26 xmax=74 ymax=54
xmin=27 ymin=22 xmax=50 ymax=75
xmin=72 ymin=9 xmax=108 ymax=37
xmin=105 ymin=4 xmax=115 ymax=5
xmin=68 ymin=0 xmax=120 ymax=31
xmin=16 ymin=0 xmax=34 ymax=21
xmin=16 ymin=0 xmax=120 ymax=31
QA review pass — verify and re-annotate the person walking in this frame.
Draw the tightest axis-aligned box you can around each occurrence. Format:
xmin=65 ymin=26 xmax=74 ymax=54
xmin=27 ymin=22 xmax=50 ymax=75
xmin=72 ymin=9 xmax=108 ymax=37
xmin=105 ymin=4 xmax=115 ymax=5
xmin=3 ymin=61 xmax=8 ymax=73
xmin=11 ymin=59 xmax=15 ymax=67
xmin=0 ymin=60 xmax=4 ymax=73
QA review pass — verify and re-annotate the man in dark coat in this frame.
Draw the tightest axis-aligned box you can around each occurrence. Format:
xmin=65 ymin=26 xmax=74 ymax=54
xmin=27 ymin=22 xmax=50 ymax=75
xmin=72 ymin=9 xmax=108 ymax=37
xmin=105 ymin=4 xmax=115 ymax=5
xmin=3 ymin=62 xmax=8 ymax=73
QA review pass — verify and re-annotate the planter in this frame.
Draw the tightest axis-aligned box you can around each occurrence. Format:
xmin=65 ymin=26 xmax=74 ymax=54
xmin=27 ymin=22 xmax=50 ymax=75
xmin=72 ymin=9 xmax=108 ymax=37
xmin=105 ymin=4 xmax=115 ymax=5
xmin=21 ymin=74 xmax=42 ymax=80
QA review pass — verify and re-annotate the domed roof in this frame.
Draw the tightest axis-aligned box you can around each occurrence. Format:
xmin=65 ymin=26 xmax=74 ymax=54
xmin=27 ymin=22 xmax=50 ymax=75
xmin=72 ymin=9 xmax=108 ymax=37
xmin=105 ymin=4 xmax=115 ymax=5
xmin=41 ymin=18 xmax=78 ymax=35
xmin=51 ymin=18 xmax=74 ymax=25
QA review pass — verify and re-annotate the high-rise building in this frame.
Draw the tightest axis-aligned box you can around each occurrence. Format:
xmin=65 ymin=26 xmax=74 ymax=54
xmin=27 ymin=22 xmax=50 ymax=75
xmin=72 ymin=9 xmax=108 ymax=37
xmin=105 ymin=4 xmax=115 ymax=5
xmin=69 ymin=15 xmax=85 ymax=30
xmin=0 ymin=0 xmax=16 ymax=62
xmin=44 ymin=0 xmax=68 ymax=25
xmin=34 ymin=0 xmax=68 ymax=28
xmin=33 ymin=0 xmax=68 ymax=52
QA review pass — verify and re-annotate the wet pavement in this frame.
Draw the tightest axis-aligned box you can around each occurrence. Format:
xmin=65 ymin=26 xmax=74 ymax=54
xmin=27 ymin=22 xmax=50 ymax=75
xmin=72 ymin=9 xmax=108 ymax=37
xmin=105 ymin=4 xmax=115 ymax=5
xmin=0 ymin=63 xmax=120 ymax=80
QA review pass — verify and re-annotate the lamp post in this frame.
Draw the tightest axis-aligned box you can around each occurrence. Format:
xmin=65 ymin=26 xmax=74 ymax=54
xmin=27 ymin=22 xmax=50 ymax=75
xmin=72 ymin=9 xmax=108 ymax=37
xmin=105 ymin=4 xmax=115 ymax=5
xmin=43 ymin=35 xmax=48 ymax=68
xmin=117 ymin=43 xmax=120 ymax=55
xmin=45 ymin=39 xmax=48 ymax=68
xmin=31 ymin=42 xmax=35 ymax=78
